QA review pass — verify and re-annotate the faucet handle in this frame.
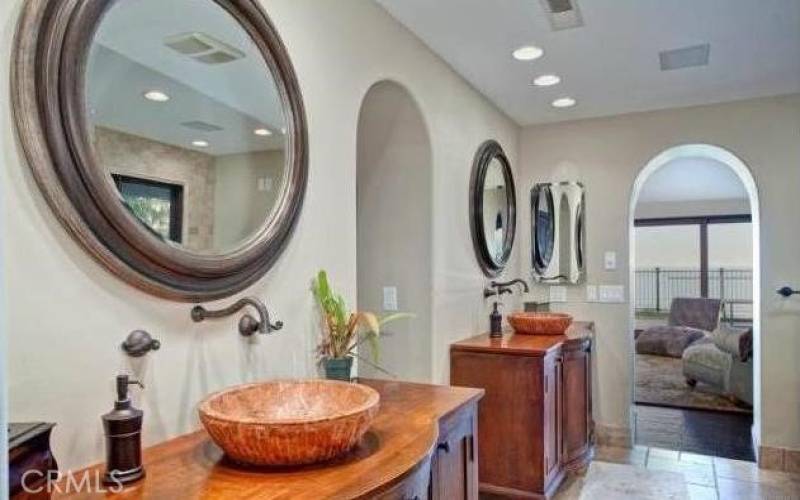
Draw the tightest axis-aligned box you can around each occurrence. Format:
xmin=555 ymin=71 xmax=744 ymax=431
xmin=238 ymin=314 xmax=260 ymax=337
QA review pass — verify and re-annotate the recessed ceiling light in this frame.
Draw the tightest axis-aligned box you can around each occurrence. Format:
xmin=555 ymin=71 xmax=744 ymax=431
xmin=254 ymin=128 xmax=272 ymax=136
xmin=533 ymin=74 xmax=561 ymax=87
xmin=551 ymin=97 xmax=577 ymax=108
xmin=512 ymin=45 xmax=544 ymax=61
xmin=192 ymin=140 xmax=209 ymax=148
xmin=143 ymin=90 xmax=170 ymax=102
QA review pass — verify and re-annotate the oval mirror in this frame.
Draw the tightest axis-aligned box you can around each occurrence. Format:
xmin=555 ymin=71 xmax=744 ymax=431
xmin=531 ymin=184 xmax=555 ymax=275
xmin=469 ymin=140 xmax=516 ymax=277
xmin=14 ymin=0 xmax=307 ymax=300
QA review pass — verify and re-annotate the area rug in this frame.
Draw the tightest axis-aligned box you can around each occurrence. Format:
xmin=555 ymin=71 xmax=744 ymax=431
xmin=635 ymin=354 xmax=751 ymax=414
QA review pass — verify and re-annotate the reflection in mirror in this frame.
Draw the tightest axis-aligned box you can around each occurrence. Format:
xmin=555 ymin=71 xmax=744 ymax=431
xmin=531 ymin=182 xmax=585 ymax=284
xmin=482 ymin=158 xmax=510 ymax=264
xmin=86 ymin=0 xmax=287 ymax=254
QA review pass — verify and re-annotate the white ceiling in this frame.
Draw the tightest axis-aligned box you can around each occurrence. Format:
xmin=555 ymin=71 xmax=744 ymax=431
xmin=88 ymin=0 xmax=286 ymax=156
xmin=638 ymin=157 xmax=748 ymax=203
xmin=377 ymin=0 xmax=800 ymax=126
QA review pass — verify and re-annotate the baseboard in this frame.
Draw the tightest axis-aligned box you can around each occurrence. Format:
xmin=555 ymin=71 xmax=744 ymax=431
xmin=758 ymin=445 xmax=800 ymax=473
xmin=596 ymin=424 xmax=633 ymax=448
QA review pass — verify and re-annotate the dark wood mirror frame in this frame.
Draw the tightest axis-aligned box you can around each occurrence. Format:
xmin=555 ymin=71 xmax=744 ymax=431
xmin=12 ymin=0 xmax=308 ymax=301
xmin=469 ymin=140 xmax=516 ymax=277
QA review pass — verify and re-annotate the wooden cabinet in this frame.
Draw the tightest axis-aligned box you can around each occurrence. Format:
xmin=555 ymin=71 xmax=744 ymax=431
xmin=450 ymin=322 xmax=594 ymax=499
xmin=430 ymin=402 xmax=479 ymax=500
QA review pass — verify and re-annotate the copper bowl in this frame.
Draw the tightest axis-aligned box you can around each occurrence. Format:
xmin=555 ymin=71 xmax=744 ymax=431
xmin=507 ymin=312 xmax=573 ymax=335
xmin=199 ymin=379 xmax=380 ymax=466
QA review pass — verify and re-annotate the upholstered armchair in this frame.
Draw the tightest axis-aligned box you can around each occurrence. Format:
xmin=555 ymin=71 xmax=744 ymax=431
xmin=683 ymin=325 xmax=754 ymax=406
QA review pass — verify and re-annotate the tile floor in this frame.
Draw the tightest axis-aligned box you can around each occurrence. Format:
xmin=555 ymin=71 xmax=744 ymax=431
xmin=551 ymin=445 xmax=800 ymax=499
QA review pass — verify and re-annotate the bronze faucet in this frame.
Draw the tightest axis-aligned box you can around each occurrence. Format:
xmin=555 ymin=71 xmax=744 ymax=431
xmin=483 ymin=279 xmax=530 ymax=299
xmin=191 ymin=297 xmax=283 ymax=337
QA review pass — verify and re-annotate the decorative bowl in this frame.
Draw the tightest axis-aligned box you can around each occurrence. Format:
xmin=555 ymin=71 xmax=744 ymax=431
xmin=198 ymin=379 xmax=380 ymax=466
xmin=507 ymin=312 xmax=573 ymax=335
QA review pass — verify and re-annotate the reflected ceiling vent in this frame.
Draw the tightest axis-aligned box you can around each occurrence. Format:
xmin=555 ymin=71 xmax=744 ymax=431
xmin=540 ymin=0 xmax=584 ymax=31
xmin=164 ymin=32 xmax=245 ymax=65
xmin=659 ymin=44 xmax=711 ymax=71
xmin=181 ymin=120 xmax=224 ymax=132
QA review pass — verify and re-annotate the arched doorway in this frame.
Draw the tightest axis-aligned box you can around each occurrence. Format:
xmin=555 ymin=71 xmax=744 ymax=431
xmin=629 ymin=144 xmax=761 ymax=458
xmin=356 ymin=80 xmax=433 ymax=382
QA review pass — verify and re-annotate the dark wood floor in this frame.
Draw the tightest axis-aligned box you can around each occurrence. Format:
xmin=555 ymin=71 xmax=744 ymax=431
xmin=635 ymin=404 xmax=755 ymax=461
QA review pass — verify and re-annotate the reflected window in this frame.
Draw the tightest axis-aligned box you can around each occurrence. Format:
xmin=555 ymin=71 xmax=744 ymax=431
xmin=113 ymin=174 xmax=183 ymax=243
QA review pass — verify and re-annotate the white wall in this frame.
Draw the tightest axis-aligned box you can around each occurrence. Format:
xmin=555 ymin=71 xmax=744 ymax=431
xmin=0 ymin=0 xmax=518 ymax=470
xmin=519 ymin=94 xmax=800 ymax=450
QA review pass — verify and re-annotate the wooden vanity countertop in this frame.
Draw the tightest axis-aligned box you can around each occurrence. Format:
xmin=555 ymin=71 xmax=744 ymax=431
xmin=54 ymin=379 xmax=483 ymax=500
xmin=450 ymin=321 xmax=595 ymax=357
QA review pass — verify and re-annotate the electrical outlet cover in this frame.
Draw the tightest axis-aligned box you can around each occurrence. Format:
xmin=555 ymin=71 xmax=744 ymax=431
xmin=586 ymin=285 xmax=598 ymax=302
xmin=383 ymin=286 xmax=398 ymax=311
xmin=599 ymin=285 xmax=625 ymax=303
xmin=604 ymin=251 xmax=617 ymax=271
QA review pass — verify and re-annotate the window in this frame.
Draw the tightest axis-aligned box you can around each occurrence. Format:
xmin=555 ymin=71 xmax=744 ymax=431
xmin=634 ymin=215 xmax=752 ymax=323
xmin=112 ymin=175 xmax=184 ymax=243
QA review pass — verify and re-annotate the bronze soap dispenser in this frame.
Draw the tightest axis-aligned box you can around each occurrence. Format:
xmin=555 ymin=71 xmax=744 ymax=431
xmin=102 ymin=375 xmax=145 ymax=485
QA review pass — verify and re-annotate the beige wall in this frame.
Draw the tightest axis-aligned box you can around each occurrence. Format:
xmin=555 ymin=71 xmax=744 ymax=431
xmin=518 ymin=94 xmax=800 ymax=450
xmin=357 ymin=81 xmax=432 ymax=382
xmin=1 ymin=0 xmax=517 ymax=470
xmin=94 ymin=127 xmax=217 ymax=251
xmin=213 ymin=150 xmax=285 ymax=250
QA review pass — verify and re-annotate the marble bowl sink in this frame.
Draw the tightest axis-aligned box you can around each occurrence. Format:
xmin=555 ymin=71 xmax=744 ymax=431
xmin=508 ymin=312 xmax=573 ymax=335
xmin=198 ymin=379 xmax=380 ymax=466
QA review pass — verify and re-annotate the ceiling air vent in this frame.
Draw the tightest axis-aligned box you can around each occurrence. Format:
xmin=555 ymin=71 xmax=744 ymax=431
xmin=181 ymin=121 xmax=224 ymax=132
xmin=540 ymin=0 xmax=583 ymax=31
xmin=659 ymin=44 xmax=711 ymax=71
xmin=164 ymin=32 xmax=245 ymax=65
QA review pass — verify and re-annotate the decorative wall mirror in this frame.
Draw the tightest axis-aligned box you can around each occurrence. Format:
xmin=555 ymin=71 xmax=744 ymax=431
xmin=531 ymin=182 xmax=586 ymax=283
xmin=13 ymin=0 xmax=307 ymax=301
xmin=469 ymin=140 xmax=516 ymax=277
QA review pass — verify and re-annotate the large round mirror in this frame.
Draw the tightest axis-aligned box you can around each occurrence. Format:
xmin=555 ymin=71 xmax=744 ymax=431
xmin=14 ymin=0 xmax=307 ymax=300
xmin=469 ymin=140 xmax=516 ymax=277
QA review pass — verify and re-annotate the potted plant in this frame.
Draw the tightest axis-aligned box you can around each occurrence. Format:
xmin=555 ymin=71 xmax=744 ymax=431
xmin=312 ymin=270 xmax=411 ymax=381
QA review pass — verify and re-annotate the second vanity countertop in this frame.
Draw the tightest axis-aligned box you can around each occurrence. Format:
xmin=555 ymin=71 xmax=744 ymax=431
xmin=54 ymin=379 xmax=483 ymax=500
xmin=450 ymin=321 xmax=595 ymax=357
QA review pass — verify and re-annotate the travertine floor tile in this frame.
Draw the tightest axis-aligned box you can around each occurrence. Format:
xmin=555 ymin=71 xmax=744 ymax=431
xmin=578 ymin=461 xmax=688 ymax=499
xmin=647 ymin=457 xmax=716 ymax=487
xmin=687 ymin=483 xmax=718 ymax=500
xmin=715 ymin=456 xmax=800 ymax=489
xmin=717 ymin=477 xmax=800 ymax=500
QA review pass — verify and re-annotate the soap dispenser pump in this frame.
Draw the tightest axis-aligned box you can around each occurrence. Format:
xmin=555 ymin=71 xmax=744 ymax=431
xmin=490 ymin=302 xmax=503 ymax=338
xmin=102 ymin=374 xmax=145 ymax=485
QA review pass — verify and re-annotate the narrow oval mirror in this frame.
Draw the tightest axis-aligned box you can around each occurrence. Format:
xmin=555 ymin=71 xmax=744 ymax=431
xmin=532 ymin=184 xmax=555 ymax=274
xmin=86 ymin=0 xmax=288 ymax=255
xmin=470 ymin=140 xmax=516 ymax=277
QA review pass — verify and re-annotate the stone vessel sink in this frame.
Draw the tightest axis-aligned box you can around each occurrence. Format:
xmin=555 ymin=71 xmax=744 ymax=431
xmin=508 ymin=312 xmax=573 ymax=335
xmin=198 ymin=379 xmax=380 ymax=466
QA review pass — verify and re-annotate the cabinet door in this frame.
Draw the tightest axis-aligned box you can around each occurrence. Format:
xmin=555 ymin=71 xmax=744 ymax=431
xmin=543 ymin=354 xmax=562 ymax=486
xmin=431 ymin=404 xmax=478 ymax=500
xmin=561 ymin=341 xmax=592 ymax=467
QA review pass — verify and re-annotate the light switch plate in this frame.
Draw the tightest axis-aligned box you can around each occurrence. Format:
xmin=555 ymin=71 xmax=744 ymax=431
xmin=604 ymin=251 xmax=617 ymax=271
xmin=383 ymin=286 xmax=398 ymax=311
xmin=585 ymin=285 xmax=598 ymax=302
xmin=549 ymin=285 xmax=567 ymax=303
xmin=599 ymin=285 xmax=625 ymax=303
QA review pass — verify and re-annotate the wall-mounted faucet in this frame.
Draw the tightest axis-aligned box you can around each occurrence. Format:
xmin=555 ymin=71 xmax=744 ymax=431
xmin=191 ymin=297 xmax=283 ymax=337
xmin=483 ymin=279 xmax=530 ymax=299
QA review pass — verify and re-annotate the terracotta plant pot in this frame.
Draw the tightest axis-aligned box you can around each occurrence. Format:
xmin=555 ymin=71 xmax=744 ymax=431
xmin=323 ymin=357 xmax=353 ymax=381
xmin=507 ymin=312 xmax=573 ymax=335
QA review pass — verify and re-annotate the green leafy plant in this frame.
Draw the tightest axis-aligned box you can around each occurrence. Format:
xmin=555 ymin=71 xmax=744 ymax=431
xmin=312 ymin=270 xmax=412 ymax=372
